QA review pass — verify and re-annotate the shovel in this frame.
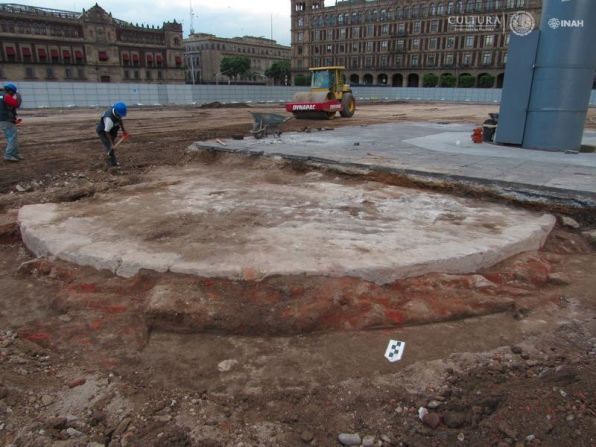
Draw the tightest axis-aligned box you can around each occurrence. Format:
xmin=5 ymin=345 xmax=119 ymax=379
xmin=113 ymin=132 xmax=130 ymax=148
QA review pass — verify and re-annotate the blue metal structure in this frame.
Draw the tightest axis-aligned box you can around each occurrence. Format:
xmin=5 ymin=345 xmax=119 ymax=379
xmin=497 ymin=0 xmax=596 ymax=152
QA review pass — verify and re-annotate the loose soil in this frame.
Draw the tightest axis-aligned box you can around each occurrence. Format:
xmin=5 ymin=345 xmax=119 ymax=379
xmin=0 ymin=103 xmax=594 ymax=447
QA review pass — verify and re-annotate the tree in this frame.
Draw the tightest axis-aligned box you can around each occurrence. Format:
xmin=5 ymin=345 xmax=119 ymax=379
xmin=439 ymin=73 xmax=456 ymax=87
xmin=422 ymin=73 xmax=439 ymax=87
xmin=458 ymin=74 xmax=475 ymax=88
xmin=478 ymin=73 xmax=496 ymax=88
xmin=265 ymin=60 xmax=291 ymax=85
xmin=220 ymin=56 xmax=251 ymax=82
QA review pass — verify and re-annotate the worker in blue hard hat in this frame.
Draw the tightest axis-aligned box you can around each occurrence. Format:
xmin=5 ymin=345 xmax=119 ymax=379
xmin=96 ymin=101 xmax=129 ymax=168
xmin=0 ymin=82 xmax=23 ymax=162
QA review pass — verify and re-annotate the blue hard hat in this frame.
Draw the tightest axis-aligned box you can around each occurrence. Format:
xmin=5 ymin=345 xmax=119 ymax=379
xmin=113 ymin=102 xmax=127 ymax=117
xmin=3 ymin=83 xmax=17 ymax=93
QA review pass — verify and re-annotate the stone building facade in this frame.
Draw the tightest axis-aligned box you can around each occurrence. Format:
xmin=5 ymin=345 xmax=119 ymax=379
xmin=184 ymin=33 xmax=290 ymax=84
xmin=0 ymin=3 xmax=185 ymax=83
xmin=290 ymin=0 xmax=542 ymax=88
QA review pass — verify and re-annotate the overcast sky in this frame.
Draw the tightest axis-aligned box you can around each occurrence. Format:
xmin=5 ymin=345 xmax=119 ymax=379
xmin=15 ymin=0 xmax=337 ymax=45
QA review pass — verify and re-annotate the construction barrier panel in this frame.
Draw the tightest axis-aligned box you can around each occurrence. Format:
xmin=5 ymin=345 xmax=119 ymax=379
xmin=13 ymin=81 xmax=596 ymax=110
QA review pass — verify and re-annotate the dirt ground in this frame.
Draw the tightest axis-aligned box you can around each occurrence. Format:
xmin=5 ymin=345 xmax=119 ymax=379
xmin=0 ymin=103 xmax=595 ymax=447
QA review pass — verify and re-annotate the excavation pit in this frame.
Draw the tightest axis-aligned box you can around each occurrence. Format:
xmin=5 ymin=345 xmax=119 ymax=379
xmin=18 ymin=157 xmax=556 ymax=333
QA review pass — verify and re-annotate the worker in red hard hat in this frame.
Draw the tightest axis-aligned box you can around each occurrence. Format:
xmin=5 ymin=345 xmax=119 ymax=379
xmin=96 ymin=101 xmax=129 ymax=168
xmin=0 ymin=83 xmax=23 ymax=162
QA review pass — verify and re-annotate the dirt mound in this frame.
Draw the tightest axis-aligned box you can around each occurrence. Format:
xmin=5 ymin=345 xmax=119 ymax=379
xmin=199 ymin=101 xmax=249 ymax=109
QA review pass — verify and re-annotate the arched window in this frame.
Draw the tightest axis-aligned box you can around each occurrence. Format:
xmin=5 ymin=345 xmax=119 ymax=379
xmin=412 ymin=4 xmax=420 ymax=17
xmin=373 ymin=9 xmax=379 ymax=21
xmin=381 ymin=9 xmax=387 ymax=20
xmin=397 ymin=7 xmax=403 ymax=19
xmin=437 ymin=2 xmax=445 ymax=15
xmin=430 ymin=3 xmax=436 ymax=15
xmin=447 ymin=1 xmax=455 ymax=14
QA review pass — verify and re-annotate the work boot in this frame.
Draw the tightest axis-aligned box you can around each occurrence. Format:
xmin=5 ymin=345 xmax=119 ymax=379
xmin=4 ymin=156 xmax=20 ymax=162
xmin=107 ymin=150 xmax=119 ymax=167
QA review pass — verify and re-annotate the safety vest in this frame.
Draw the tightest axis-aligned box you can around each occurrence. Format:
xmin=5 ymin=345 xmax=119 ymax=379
xmin=96 ymin=108 xmax=122 ymax=135
xmin=0 ymin=93 xmax=17 ymax=122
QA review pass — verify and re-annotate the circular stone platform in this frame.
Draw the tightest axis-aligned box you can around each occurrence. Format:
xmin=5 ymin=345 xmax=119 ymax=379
xmin=18 ymin=163 xmax=555 ymax=284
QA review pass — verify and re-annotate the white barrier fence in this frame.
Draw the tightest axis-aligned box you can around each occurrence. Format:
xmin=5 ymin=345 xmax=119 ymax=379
xmin=13 ymin=81 xmax=596 ymax=109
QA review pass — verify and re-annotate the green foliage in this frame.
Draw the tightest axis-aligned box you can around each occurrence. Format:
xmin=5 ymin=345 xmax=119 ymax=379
xmin=220 ymin=56 xmax=251 ymax=81
xmin=293 ymin=74 xmax=311 ymax=86
xmin=439 ymin=73 xmax=457 ymax=88
xmin=265 ymin=60 xmax=291 ymax=85
xmin=422 ymin=73 xmax=439 ymax=87
xmin=458 ymin=74 xmax=475 ymax=88
xmin=478 ymin=73 xmax=496 ymax=88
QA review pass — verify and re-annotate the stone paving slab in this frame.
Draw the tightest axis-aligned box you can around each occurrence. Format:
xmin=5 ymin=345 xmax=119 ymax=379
xmin=19 ymin=164 xmax=555 ymax=283
xmin=193 ymin=122 xmax=596 ymax=207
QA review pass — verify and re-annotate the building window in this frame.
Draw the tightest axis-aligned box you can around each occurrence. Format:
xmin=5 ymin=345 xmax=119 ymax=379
xmin=50 ymin=48 xmax=59 ymax=61
xmin=25 ymin=67 xmax=35 ymax=79
xmin=427 ymin=54 xmax=437 ymax=66
xmin=465 ymin=35 xmax=474 ymax=48
xmin=396 ymin=55 xmax=403 ymax=66
xmin=397 ymin=23 xmax=405 ymax=35
xmin=380 ymin=55 xmax=387 ymax=67
xmin=98 ymin=51 xmax=108 ymax=61
xmin=5 ymin=46 xmax=16 ymax=61
xmin=412 ymin=38 xmax=421 ymax=50
xmin=65 ymin=67 xmax=73 ymax=79
xmin=297 ymin=32 xmax=304 ymax=43
xmin=397 ymin=39 xmax=405 ymax=50
xmin=134 ymin=70 xmax=140 ymax=80
xmin=158 ymin=71 xmax=163 ymax=80
xmin=429 ymin=38 xmax=438 ymax=50
xmin=482 ymin=52 xmax=493 ymax=65
xmin=484 ymin=35 xmax=495 ymax=47
xmin=46 ymin=67 xmax=54 ymax=79
xmin=413 ymin=21 xmax=422 ymax=33
xmin=503 ymin=52 xmax=508 ymax=64
xmin=146 ymin=70 xmax=152 ymax=80
xmin=124 ymin=70 xmax=130 ymax=80
xmin=431 ymin=20 xmax=440 ymax=33
xmin=463 ymin=53 xmax=473 ymax=65
xmin=381 ymin=40 xmax=388 ymax=50
xmin=366 ymin=41 xmax=373 ymax=52
xmin=444 ymin=53 xmax=454 ymax=65
xmin=382 ymin=24 xmax=389 ymax=35
xmin=411 ymin=54 xmax=419 ymax=67
xmin=447 ymin=37 xmax=456 ymax=49
xmin=78 ymin=68 xmax=85 ymax=79
xmin=22 ymin=47 xmax=32 ymax=61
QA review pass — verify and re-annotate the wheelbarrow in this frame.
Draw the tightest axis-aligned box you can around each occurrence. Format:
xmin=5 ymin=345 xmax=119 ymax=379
xmin=249 ymin=112 xmax=292 ymax=139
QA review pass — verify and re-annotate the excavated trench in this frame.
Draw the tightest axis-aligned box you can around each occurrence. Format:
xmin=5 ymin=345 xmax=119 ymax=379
xmin=14 ymin=154 xmax=560 ymax=338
